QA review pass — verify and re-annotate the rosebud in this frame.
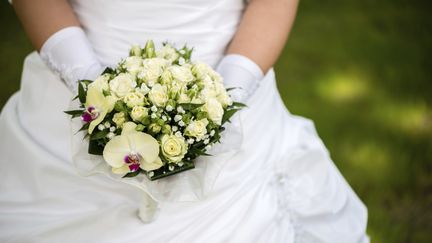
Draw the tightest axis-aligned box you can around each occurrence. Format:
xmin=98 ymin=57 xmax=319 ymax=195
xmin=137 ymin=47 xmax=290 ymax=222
xmin=149 ymin=123 xmax=161 ymax=134
xmin=157 ymin=118 xmax=165 ymax=126
xmin=135 ymin=124 xmax=145 ymax=132
xmin=144 ymin=40 xmax=156 ymax=58
xmin=161 ymin=124 xmax=171 ymax=134
xmin=129 ymin=44 xmax=142 ymax=57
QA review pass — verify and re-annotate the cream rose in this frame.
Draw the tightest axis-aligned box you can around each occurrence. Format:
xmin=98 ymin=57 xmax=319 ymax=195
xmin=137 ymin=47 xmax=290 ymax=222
xmin=113 ymin=112 xmax=126 ymax=127
xmin=177 ymin=92 xmax=191 ymax=103
xmin=169 ymin=65 xmax=194 ymax=84
xmin=123 ymin=91 xmax=145 ymax=108
xmin=138 ymin=58 xmax=167 ymax=86
xmin=210 ymin=81 xmax=232 ymax=107
xmin=199 ymin=86 xmax=218 ymax=102
xmin=148 ymin=83 xmax=168 ymax=107
xmin=88 ymin=74 xmax=110 ymax=92
xmin=217 ymin=90 xmax=233 ymax=108
xmin=160 ymin=69 xmax=173 ymax=85
xmin=156 ymin=45 xmax=179 ymax=63
xmin=203 ymin=98 xmax=224 ymax=125
xmin=109 ymin=73 xmax=136 ymax=98
xmin=209 ymin=70 xmax=223 ymax=83
xmin=131 ymin=106 xmax=149 ymax=122
xmin=192 ymin=62 xmax=213 ymax=79
xmin=129 ymin=45 xmax=142 ymax=56
xmin=160 ymin=134 xmax=187 ymax=163
xmin=123 ymin=56 xmax=143 ymax=76
xmin=184 ymin=118 xmax=209 ymax=140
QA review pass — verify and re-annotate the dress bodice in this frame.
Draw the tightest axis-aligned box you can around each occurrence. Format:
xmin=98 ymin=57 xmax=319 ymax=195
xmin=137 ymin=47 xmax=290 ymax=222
xmin=69 ymin=0 xmax=246 ymax=67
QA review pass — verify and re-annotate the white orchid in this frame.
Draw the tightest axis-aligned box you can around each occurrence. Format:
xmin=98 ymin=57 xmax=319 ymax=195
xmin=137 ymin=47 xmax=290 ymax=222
xmin=83 ymin=86 xmax=116 ymax=134
xmin=103 ymin=122 xmax=163 ymax=174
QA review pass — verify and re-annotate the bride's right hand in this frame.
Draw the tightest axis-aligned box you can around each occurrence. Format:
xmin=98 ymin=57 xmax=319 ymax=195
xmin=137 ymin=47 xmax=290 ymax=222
xmin=12 ymin=0 xmax=103 ymax=93
xmin=39 ymin=27 xmax=103 ymax=93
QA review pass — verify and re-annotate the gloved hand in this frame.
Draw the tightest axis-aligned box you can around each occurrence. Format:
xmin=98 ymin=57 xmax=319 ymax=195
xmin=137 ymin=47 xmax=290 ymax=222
xmin=208 ymin=54 xmax=265 ymax=155
xmin=39 ymin=26 xmax=103 ymax=93
xmin=216 ymin=54 xmax=264 ymax=104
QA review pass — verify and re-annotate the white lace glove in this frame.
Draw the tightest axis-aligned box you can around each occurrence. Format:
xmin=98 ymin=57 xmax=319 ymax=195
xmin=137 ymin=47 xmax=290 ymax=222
xmin=39 ymin=26 xmax=103 ymax=93
xmin=216 ymin=54 xmax=264 ymax=104
xmin=208 ymin=54 xmax=264 ymax=155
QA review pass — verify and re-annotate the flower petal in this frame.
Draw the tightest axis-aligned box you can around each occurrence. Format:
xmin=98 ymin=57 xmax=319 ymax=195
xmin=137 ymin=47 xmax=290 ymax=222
xmin=121 ymin=122 xmax=138 ymax=135
xmin=86 ymin=86 xmax=105 ymax=109
xmin=104 ymin=95 xmax=117 ymax=112
xmin=140 ymin=156 xmax=164 ymax=172
xmin=88 ymin=110 xmax=107 ymax=134
xmin=128 ymin=133 xmax=159 ymax=165
xmin=112 ymin=164 xmax=130 ymax=174
xmin=103 ymin=135 xmax=132 ymax=168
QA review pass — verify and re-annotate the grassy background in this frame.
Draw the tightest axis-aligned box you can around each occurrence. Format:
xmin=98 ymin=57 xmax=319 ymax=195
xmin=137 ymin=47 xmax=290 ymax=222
xmin=1 ymin=1 xmax=431 ymax=242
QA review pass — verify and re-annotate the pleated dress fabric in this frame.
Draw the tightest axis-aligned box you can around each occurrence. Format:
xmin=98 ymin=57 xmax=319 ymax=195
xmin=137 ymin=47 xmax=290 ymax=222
xmin=0 ymin=0 xmax=369 ymax=242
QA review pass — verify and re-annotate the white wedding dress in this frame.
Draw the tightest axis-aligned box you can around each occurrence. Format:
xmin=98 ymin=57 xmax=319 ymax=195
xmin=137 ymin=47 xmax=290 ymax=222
xmin=0 ymin=0 xmax=369 ymax=242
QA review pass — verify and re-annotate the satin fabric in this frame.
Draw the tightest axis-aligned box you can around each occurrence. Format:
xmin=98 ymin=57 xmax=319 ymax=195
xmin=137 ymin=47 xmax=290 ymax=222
xmin=0 ymin=0 xmax=369 ymax=242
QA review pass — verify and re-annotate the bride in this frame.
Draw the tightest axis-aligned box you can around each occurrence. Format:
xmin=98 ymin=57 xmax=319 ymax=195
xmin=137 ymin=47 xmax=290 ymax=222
xmin=0 ymin=0 xmax=369 ymax=242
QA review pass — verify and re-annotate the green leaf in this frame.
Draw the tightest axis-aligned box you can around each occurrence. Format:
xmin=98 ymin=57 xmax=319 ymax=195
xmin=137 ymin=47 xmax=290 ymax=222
xmin=64 ymin=109 xmax=84 ymax=118
xmin=222 ymin=108 xmax=240 ymax=124
xmin=79 ymin=79 xmax=93 ymax=86
xmin=231 ymin=102 xmax=247 ymax=108
xmin=122 ymin=170 xmax=141 ymax=178
xmin=78 ymin=82 xmax=86 ymax=104
xmin=102 ymin=89 xmax=111 ymax=97
xmin=148 ymin=162 xmax=195 ymax=181
xmin=102 ymin=67 xmax=115 ymax=75
xmin=90 ymin=129 xmax=109 ymax=140
xmin=88 ymin=139 xmax=104 ymax=155
xmin=77 ymin=123 xmax=90 ymax=133
xmin=114 ymin=100 xmax=128 ymax=112
xmin=183 ymin=47 xmax=194 ymax=61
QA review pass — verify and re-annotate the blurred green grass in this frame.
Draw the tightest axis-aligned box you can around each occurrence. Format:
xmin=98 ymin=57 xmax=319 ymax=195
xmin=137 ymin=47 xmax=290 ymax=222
xmin=1 ymin=1 xmax=431 ymax=242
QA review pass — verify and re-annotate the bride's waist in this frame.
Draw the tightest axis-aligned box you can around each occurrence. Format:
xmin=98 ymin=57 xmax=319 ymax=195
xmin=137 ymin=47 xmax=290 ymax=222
xmin=70 ymin=0 xmax=245 ymax=67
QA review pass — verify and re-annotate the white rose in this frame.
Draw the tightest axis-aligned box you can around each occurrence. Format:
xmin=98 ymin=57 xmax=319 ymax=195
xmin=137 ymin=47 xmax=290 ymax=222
xmin=160 ymin=69 xmax=173 ymax=84
xmin=113 ymin=112 xmax=126 ymax=127
xmin=123 ymin=92 xmax=145 ymax=108
xmin=192 ymin=62 xmax=213 ymax=79
xmin=177 ymin=92 xmax=191 ymax=103
xmin=109 ymin=73 xmax=136 ymax=98
xmin=123 ymin=56 xmax=143 ymax=76
xmin=213 ymin=82 xmax=232 ymax=107
xmin=199 ymin=86 xmax=217 ymax=102
xmin=131 ymin=106 xmax=149 ymax=122
xmin=191 ymin=97 xmax=204 ymax=104
xmin=148 ymin=83 xmax=169 ymax=107
xmin=184 ymin=118 xmax=209 ymax=140
xmin=168 ymin=80 xmax=186 ymax=98
xmin=210 ymin=70 xmax=223 ymax=83
xmin=169 ymin=65 xmax=194 ymax=84
xmin=135 ymin=83 xmax=150 ymax=96
xmin=217 ymin=90 xmax=233 ymax=107
xmin=129 ymin=44 xmax=142 ymax=56
xmin=138 ymin=58 xmax=167 ymax=86
xmin=203 ymin=98 xmax=224 ymax=125
xmin=88 ymin=74 xmax=110 ymax=92
xmin=160 ymin=134 xmax=187 ymax=163
xmin=156 ymin=45 xmax=179 ymax=63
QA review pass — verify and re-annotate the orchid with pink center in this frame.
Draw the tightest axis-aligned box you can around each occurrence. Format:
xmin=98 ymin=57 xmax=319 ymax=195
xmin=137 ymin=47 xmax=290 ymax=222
xmin=84 ymin=86 xmax=116 ymax=134
xmin=103 ymin=122 xmax=163 ymax=174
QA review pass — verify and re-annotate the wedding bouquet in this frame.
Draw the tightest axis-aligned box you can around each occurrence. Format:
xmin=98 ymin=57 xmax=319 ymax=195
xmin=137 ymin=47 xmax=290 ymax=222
xmin=66 ymin=40 xmax=244 ymax=180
